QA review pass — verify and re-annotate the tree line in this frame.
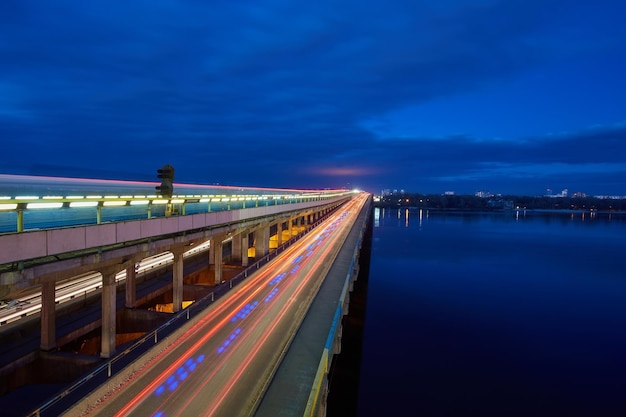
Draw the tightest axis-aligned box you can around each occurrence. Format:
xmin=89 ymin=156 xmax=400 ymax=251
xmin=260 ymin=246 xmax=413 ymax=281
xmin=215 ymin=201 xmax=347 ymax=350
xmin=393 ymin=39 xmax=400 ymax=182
xmin=375 ymin=193 xmax=625 ymax=211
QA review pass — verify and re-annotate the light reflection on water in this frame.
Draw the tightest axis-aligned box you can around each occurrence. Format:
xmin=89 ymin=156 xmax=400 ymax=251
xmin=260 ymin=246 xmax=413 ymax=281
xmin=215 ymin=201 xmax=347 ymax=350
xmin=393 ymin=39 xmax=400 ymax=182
xmin=358 ymin=208 xmax=626 ymax=417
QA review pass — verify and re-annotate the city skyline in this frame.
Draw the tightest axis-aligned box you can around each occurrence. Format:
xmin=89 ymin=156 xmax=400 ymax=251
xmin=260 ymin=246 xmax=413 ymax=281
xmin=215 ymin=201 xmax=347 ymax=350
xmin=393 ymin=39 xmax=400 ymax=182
xmin=1 ymin=1 xmax=625 ymax=195
xmin=378 ymin=186 xmax=625 ymax=199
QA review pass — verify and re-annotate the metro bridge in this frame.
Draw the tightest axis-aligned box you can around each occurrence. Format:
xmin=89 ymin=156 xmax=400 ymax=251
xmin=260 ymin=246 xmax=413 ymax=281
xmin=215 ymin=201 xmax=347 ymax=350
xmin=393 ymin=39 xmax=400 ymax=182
xmin=0 ymin=174 xmax=348 ymax=234
xmin=0 ymin=174 xmax=370 ymax=417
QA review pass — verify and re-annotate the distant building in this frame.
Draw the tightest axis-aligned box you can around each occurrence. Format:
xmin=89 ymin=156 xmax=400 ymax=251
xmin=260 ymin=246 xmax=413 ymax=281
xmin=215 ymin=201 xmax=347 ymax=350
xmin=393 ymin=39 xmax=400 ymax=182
xmin=381 ymin=188 xmax=406 ymax=196
xmin=594 ymin=195 xmax=626 ymax=200
xmin=545 ymin=188 xmax=568 ymax=198
xmin=444 ymin=191 xmax=455 ymax=196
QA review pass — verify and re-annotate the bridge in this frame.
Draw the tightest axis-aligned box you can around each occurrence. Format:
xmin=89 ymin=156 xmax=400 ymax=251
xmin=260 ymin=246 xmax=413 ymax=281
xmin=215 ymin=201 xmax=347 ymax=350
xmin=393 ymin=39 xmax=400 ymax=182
xmin=0 ymin=174 xmax=371 ymax=416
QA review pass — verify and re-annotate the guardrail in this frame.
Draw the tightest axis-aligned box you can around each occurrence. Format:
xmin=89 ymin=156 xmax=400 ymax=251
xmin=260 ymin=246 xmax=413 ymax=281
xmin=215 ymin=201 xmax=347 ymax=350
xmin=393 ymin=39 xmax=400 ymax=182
xmin=26 ymin=212 xmax=334 ymax=417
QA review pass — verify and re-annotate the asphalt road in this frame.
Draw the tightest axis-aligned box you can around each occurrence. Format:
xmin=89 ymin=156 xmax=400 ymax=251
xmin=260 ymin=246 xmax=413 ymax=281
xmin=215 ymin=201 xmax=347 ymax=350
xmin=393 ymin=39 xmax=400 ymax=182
xmin=66 ymin=193 xmax=367 ymax=417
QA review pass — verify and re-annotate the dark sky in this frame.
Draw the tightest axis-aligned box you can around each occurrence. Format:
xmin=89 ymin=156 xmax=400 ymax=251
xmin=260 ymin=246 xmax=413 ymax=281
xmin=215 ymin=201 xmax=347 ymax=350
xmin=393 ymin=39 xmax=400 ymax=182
xmin=1 ymin=1 xmax=625 ymax=195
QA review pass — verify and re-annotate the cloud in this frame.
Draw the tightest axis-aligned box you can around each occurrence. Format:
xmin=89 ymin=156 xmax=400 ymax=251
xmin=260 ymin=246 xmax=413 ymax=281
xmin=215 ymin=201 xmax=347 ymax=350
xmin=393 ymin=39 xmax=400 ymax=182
xmin=0 ymin=0 xmax=624 ymax=195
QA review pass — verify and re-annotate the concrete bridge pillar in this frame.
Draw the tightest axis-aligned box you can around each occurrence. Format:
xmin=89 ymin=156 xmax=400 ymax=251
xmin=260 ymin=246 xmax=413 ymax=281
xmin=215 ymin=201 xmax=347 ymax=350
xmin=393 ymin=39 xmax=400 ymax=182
xmin=241 ymin=232 xmax=249 ymax=267
xmin=231 ymin=233 xmax=242 ymax=264
xmin=125 ymin=263 xmax=137 ymax=308
xmin=288 ymin=216 xmax=294 ymax=238
xmin=172 ymin=249 xmax=185 ymax=313
xmin=210 ymin=234 xmax=227 ymax=285
xmin=277 ymin=221 xmax=283 ymax=246
xmin=254 ymin=226 xmax=270 ymax=259
xmin=100 ymin=270 xmax=118 ymax=359
xmin=296 ymin=216 xmax=303 ymax=233
xmin=208 ymin=238 xmax=216 ymax=265
xmin=40 ymin=280 xmax=56 ymax=351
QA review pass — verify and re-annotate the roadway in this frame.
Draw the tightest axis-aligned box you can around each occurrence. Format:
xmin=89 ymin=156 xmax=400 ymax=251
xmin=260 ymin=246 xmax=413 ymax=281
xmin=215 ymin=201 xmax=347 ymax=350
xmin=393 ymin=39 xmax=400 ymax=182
xmin=67 ymin=193 xmax=368 ymax=417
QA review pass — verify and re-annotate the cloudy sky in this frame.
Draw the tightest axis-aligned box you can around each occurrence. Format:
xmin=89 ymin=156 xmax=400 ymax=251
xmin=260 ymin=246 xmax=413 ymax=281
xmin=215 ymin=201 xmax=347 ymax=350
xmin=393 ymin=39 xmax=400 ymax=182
xmin=1 ymin=0 xmax=625 ymax=195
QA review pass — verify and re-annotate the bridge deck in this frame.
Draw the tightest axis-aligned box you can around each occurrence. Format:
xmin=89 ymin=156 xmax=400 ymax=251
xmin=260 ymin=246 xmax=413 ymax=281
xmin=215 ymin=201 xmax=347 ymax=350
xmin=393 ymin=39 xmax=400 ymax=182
xmin=254 ymin=197 xmax=369 ymax=416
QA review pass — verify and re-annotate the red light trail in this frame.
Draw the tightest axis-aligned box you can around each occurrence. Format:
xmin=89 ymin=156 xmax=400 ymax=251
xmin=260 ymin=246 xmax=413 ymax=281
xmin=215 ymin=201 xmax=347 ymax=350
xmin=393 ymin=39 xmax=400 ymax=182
xmin=77 ymin=193 xmax=368 ymax=417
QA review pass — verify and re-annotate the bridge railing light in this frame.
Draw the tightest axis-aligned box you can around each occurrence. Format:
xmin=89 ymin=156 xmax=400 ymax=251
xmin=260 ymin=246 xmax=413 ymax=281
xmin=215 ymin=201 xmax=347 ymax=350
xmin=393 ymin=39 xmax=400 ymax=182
xmin=27 ymin=202 xmax=63 ymax=209
xmin=69 ymin=202 xmax=98 ymax=208
xmin=130 ymin=200 xmax=150 ymax=205
xmin=0 ymin=203 xmax=18 ymax=211
xmin=103 ymin=201 xmax=127 ymax=207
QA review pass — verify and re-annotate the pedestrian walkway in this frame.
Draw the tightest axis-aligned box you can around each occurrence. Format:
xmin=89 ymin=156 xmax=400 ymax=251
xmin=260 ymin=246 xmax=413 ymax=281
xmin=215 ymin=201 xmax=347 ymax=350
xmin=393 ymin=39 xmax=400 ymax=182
xmin=254 ymin=199 xmax=370 ymax=416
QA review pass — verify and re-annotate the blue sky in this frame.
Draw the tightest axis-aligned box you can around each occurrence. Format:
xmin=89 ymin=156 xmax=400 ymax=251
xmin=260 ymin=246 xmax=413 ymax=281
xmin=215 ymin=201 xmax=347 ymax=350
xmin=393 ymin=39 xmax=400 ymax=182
xmin=1 ymin=0 xmax=625 ymax=195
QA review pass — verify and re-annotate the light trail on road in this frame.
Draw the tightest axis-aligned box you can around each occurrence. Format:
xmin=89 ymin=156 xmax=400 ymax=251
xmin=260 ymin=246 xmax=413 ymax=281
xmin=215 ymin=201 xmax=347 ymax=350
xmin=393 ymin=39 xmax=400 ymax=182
xmin=74 ymin=193 xmax=367 ymax=417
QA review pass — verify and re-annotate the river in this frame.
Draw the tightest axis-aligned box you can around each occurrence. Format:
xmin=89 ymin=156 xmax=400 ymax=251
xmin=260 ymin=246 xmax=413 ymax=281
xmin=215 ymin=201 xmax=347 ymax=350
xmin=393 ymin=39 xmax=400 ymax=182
xmin=356 ymin=208 xmax=626 ymax=417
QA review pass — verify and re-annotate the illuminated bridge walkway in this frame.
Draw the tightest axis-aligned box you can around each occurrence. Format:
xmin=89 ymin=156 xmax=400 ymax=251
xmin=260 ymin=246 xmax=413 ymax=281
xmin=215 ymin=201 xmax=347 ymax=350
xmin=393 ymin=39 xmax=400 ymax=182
xmin=0 ymin=174 xmax=369 ymax=416
xmin=0 ymin=174 xmax=350 ymax=234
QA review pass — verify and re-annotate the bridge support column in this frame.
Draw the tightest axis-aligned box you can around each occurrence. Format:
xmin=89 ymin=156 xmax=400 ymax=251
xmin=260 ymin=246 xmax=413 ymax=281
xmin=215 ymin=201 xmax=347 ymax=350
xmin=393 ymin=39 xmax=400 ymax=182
xmin=288 ymin=216 xmax=294 ymax=238
xmin=172 ymin=250 xmax=184 ymax=313
xmin=241 ymin=233 xmax=249 ymax=267
xmin=231 ymin=233 xmax=242 ymax=264
xmin=101 ymin=271 xmax=117 ymax=359
xmin=254 ymin=226 xmax=270 ymax=258
xmin=125 ymin=264 xmax=137 ymax=308
xmin=277 ymin=221 xmax=283 ymax=246
xmin=212 ymin=238 xmax=223 ymax=285
xmin=40 ymin=281 xmax=56 ymax=351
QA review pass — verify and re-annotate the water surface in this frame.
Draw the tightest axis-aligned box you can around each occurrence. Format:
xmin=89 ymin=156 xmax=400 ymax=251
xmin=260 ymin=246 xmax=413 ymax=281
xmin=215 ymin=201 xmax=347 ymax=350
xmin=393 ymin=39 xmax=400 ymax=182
xmin=358 ymin=208 xmax=626 ymax=417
